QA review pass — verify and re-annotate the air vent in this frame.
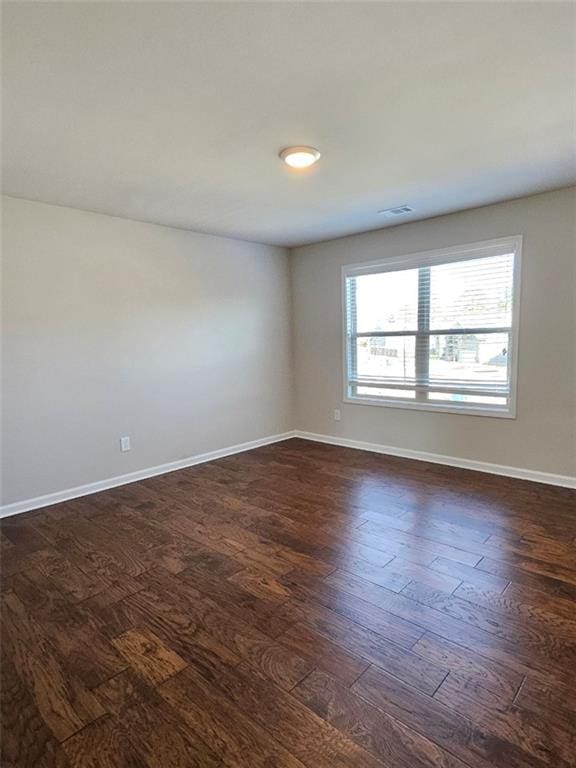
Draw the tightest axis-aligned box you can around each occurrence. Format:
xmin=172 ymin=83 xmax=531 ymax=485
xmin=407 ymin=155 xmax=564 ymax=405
xmin=378 ymin=205 xmax=414 ymax=217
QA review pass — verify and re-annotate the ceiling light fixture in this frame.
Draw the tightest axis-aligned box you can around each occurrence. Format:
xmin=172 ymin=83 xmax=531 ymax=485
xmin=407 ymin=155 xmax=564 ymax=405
xmin=378 ymin=205 xmax=414 ymax=217
xmin=279 ymin=146 xmax=321 ymax=169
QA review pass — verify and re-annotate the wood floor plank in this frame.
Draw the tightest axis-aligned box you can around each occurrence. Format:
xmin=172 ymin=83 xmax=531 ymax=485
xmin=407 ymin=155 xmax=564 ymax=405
xmin=357 ymin=521 xmax=483 ymax=566
xmin=278 ymin=570 xmax=426 ymax=648
xmin=177 ymin=565 xmax=293 ymax=637
xmin=132 ymin=567 xmax=313 ymax=690
xmin=514 ymin=677 xmax=576 ymax=737
xmin=1 ymin=546 xmax=104 ymax=601
xmin=93 ymin=670 xmax=151 ymax=716
xmin=412 ymin=632 xmax=523 ymax=702
xmin=1 ymin=514 xmax=50 ymax=550
xmin=432 ymin=672 xmax=576 ymax=767
xmin=323 ymin=568 xmax=576 ymax=678
xmin=485 ymin=531 xmax=576 ymax=570
xmin=433 ymin=670 xmax=510 ymax=712
xmin=61 ymin=715 xmax=150 ymax=768
xmin=352 ymin=665 xmax=551 ymax=768
xmin=401 ymin=580 xmax=576 ymax=663
xmin=274 ymin=595 xmax=447 ymax=694
xmin=208 ymin=660 xmax=390 ymax=768
xmin=1 ymin=591 xmax=105 ymax=742
xmin=385 ymin=558 xmax=463 ymax=594
xmin=46 ymin=513 xmax=152 ymax=578
xmin=111 ymin=629 xmax=187 ymax=685
xmin=159 ymin=666 xmax=308 ymax=768
xmin=293 ymin=668 xmax=471 ymax=768
xmin=1 ymin=651 xmax=71 ymax=768
xmin=359 ymin=507 xmax=492 ymax=545
xmin=456 ymin=580 xmax=576 ymax=629
xmin=7 ymin=572 xmax=128 ymax=689
xmin=475 ymin=548 xmax=576 ymax=586
xmin=227 ymin=566 xmax=293 ymax=602
xmin=116 ymin=688 xmax=221 ymax=768
xmin=475 ymin=555 xmax=576 ymax=601
xmin=330 ymin=555 xmax=412 ymax=592
xmin=429 ymin=556 xmax=510 ymax=594
xmin=276 ymin=622 xmax=370 ymax=686
xmin=2 ymin=438 xmax=575 ymax=767
xmin=98 ymin=585 xmax=242 ymax=680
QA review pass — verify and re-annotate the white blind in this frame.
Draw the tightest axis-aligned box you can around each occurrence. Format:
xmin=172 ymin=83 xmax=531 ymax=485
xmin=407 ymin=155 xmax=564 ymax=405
xmin=344 ymin=241 xmax=520 ymax=412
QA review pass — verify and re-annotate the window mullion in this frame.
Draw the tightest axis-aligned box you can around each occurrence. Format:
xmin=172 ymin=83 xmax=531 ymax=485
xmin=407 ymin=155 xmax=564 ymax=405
xmin=347 ymin=278 xmax=358 ymax=393
xmin=416 ymin=267 xmax=430 ymax=401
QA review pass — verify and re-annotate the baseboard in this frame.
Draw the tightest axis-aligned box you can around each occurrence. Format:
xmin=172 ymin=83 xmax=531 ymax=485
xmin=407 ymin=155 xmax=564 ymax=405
xmin=294 ymin=430 xmax=576 ymax=489
xmin=3 ymin=428 xmax=573 ymax=518
xmin=0 ymin=431 xmax=297 ymax=518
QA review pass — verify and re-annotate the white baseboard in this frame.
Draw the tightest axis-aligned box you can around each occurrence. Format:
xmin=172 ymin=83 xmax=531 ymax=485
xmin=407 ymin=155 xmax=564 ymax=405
xmin=3 ymin=428 xmax=573 ymax=518
xmin=0 ymin=431 xmax=297 ymax=519
xmin=294 ymin=430 xmax=576 ymax=489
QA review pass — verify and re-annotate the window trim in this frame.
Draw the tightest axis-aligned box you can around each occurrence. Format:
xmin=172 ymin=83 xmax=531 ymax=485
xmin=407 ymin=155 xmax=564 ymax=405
xmin=341 ymin=236 xmax=523 ymax=418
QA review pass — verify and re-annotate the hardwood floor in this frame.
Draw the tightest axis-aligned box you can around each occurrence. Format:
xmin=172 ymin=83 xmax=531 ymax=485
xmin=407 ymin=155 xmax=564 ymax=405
xmin=1 ymin=437 xmax=576 ymax=768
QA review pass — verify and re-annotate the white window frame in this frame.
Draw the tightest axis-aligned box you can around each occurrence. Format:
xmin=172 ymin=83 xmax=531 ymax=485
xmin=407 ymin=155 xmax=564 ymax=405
xmin=342 ymin=236 xmax=522 ymax=418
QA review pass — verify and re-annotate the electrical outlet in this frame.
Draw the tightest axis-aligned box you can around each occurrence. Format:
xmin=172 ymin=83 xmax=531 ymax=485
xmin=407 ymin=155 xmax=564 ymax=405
xmin=334 ymin=409 xmax=341 ymax=421
xmin=120 ymin=436 xmax=131 ymax=452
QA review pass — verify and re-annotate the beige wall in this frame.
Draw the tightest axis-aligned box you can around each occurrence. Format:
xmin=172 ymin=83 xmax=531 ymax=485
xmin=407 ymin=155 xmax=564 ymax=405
xmin=1 ymin=197 xmax=293 ymax=505
xmin=2 ymin=189 xmax=575 ymax=507
xmin=291 ymin=188 xmax=576 ymax=477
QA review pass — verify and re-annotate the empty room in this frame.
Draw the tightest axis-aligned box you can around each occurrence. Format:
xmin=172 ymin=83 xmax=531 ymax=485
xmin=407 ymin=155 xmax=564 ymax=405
xmin=1 ymin=1 xmax=575 ymax=766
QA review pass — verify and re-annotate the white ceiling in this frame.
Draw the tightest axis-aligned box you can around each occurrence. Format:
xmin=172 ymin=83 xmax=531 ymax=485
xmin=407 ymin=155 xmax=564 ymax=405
xmin=3 ymin=1 xmax=575 ymax=247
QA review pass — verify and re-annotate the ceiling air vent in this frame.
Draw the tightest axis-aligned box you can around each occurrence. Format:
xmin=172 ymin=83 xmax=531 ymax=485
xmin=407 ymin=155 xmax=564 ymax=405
xmin=378 ymin=205 xmax=414 ymax=217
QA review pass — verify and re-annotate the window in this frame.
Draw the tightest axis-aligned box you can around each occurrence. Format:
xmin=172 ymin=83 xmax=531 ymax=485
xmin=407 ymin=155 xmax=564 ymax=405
xmin=343 ymin=236 xmax=522 ymax=417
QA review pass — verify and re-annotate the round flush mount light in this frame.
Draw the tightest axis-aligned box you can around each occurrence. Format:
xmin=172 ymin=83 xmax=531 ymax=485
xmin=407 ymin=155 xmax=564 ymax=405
xmin=279 ymin=146 xmax=321 ymax=169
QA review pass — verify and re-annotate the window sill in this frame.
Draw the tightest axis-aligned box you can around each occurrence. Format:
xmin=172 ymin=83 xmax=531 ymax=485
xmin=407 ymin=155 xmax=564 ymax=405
xmin=343 ymin=394 xmax=516 ymax=419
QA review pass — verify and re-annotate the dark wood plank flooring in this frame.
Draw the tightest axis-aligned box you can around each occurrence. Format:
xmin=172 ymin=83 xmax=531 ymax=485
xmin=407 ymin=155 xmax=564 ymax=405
xmin=2 ymin=438 xmax=576 ymax=768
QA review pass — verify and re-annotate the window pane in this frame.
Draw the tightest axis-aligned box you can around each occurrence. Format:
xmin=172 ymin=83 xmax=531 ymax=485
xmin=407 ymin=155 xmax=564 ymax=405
xmin=355 ymin=336 xmax=416 ymax=382
xmin=429 ymin=393 xmax=507 ymax=406
xmin=356 ymin=387 xmax=416 ymax=399
xmin=345 ymin=239 xmax=519 ymax=415
xmin=428 ymin=332 xmax=509 ymax=392
xmin=429 ymin=254 xmax=514 ymax=330
xmin=353 ymin=269 xmax=418 ymax=332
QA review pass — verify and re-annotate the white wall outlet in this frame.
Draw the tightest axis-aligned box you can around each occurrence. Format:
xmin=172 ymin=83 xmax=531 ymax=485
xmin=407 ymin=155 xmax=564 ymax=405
xmin=120 ymin=436 xmax=131 ymax=452
xmin=334 ymin=408 xmax=341 ymax=421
